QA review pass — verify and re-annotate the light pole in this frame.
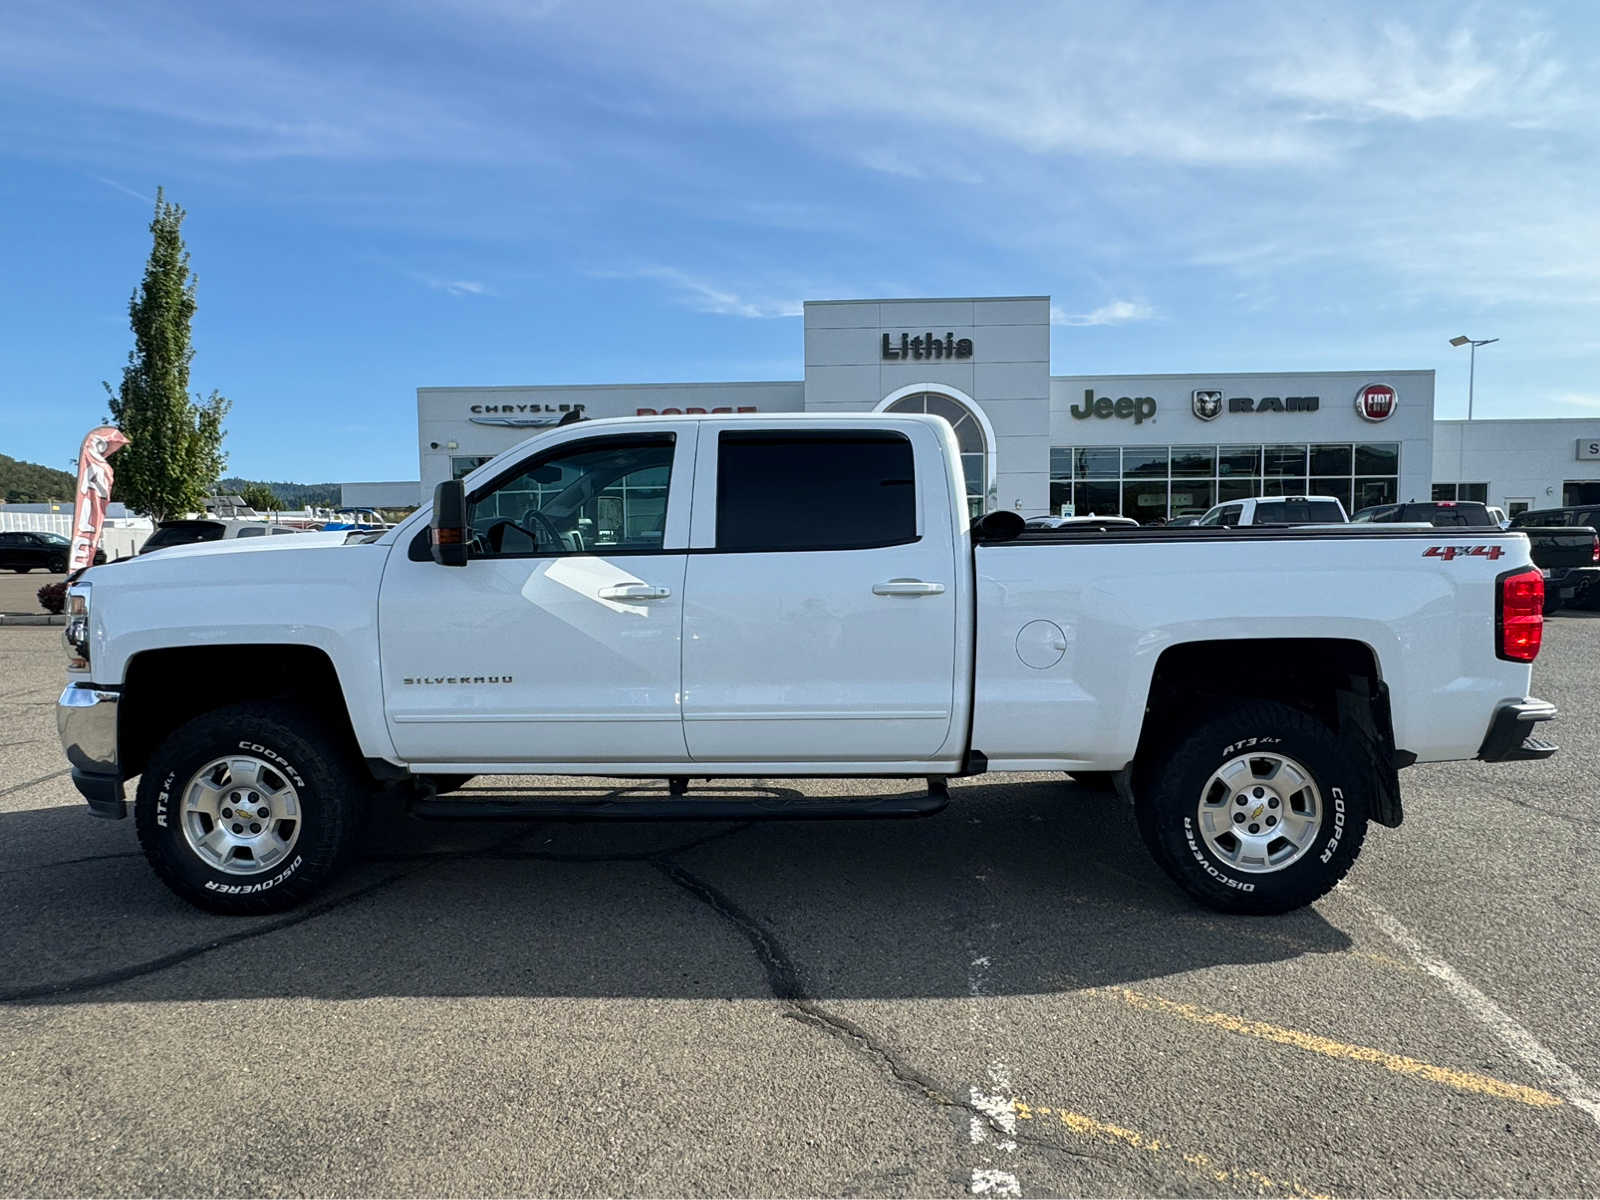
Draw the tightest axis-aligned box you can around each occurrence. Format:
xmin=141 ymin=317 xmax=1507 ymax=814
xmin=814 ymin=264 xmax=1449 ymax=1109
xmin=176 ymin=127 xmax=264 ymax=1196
xmin=1449 ymin=334 xmax=1498 ymax=420
xmin=1449 ymin=335 xmax=1498 ymax=499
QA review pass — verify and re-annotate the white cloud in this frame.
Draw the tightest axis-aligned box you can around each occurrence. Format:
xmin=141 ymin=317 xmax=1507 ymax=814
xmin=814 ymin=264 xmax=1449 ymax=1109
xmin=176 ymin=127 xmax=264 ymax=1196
xmin=625 ymin=267 xmax=802 ymax=319
xmin=1556 ymin=392 xmax=1600 ymax=410
xmin=1051 ymin=300 xmax=1155 ymax=327
xmin=416 ymin=274 xmax=493 ymax=297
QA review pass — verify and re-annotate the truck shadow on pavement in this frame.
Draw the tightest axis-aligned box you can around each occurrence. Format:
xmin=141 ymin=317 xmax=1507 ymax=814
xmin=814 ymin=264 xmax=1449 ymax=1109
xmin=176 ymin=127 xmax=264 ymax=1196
xmin=1 ymin=776 xmax=1357 ymax=1006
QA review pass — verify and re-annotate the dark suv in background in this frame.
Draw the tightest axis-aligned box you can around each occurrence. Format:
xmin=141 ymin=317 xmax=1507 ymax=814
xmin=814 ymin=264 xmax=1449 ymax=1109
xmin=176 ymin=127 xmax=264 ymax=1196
xmin=1511 ymin=505 xmax=1600 ymax=535
xmin=0 ymin=531 xmax=106 ymax=573
xmin=1350 ymin=500 xmax=1497 ymax=526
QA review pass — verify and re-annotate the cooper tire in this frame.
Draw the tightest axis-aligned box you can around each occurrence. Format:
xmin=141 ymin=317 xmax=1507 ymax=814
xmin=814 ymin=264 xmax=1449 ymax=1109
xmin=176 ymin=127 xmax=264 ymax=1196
xmin=1134 ymin=700 xmax=1370 ymax=915
xmin=134 ymin=702 xmax=366 ymax=915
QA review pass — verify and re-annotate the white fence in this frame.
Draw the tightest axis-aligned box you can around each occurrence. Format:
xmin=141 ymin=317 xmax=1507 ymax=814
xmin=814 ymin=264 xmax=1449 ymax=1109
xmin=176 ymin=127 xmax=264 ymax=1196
xmin=0 ymin=512 xmax=151 ymax=559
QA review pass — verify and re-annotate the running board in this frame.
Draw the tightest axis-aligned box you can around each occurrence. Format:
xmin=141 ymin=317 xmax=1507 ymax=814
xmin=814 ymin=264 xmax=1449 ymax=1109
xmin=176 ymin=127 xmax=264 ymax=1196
xmin=409 ymin=782 xmax=950 ymax=822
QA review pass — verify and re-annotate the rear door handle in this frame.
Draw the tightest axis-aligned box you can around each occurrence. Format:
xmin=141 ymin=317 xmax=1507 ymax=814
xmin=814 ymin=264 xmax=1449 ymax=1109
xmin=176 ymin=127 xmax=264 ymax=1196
xmin=598 ymin=583 xmax=672 ymax=600
xmin=872 ymin=579 xmax=946 ymax=596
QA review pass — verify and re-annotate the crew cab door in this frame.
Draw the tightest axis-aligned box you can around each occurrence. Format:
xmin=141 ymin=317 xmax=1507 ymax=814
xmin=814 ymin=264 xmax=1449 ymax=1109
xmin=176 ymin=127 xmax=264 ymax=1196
xmin=680 ymin=420 xmax=963 ymax=763
xmin=377 ymin=424 xmax=696 ymax=765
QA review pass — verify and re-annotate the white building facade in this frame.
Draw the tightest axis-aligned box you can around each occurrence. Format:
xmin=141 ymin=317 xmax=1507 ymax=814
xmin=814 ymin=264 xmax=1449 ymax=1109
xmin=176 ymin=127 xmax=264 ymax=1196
xmin=408 ymin=294 xmax=1593 ymax=522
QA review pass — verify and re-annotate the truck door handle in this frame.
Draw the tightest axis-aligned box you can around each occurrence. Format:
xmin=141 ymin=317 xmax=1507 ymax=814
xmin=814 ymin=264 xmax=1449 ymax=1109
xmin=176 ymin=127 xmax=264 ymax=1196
xmin=598 ymin=583 xmax=672 ymax=600
xmin=872 ymin=579 xmax=946 ymax=596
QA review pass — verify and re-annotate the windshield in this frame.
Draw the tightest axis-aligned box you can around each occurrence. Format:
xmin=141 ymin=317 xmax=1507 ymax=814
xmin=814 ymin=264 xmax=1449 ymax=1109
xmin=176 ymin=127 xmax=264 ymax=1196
xmin=37 ymin=532 xmax=69 ymax=546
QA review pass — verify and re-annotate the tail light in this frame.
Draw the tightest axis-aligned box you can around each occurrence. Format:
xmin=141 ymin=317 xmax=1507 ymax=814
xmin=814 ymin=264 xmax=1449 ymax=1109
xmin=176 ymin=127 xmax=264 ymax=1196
xmin=1496 ymin=568 xmax=1544 ymax=662
xmin=1592 ymin=534 xmax=1598 ymax=564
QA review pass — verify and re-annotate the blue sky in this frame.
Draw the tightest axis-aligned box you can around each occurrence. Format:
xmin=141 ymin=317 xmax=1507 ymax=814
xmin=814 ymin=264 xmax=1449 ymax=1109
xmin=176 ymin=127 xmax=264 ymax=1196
xmin=3 ymin=0 xmax=1598 ymax=482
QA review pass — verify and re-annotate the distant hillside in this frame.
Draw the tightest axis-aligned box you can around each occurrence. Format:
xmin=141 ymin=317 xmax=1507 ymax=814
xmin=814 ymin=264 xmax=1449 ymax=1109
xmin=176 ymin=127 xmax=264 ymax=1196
xmin=0 ymin=453 xmax=76 ymax=503
xmin=220 ymin=478 xmax=342 ymax=508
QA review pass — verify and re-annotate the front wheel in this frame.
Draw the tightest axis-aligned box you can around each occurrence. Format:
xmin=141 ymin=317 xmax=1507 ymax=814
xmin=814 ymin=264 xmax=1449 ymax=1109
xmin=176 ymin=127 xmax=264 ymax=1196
xmin=1134 ymin=700 xmax=1370 ymax=914
xmin=134 ymin=702 xmax=367 ymax=914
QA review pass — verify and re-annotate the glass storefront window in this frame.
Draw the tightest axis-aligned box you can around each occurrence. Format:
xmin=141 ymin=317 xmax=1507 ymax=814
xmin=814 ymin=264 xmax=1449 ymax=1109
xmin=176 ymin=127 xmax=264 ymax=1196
xmin=1124 ymin=479 xmax=1169 ymax=517
xmin=1219 ymin=446 xmax=1261 ymax=477
xmin=1171 ymin=446 xmax=1216 ymax=476
xmin=1261 ymin=477 xmax=1309 ymax=497
xmin=1050 ymin=442 xmax=1399 ymax=522
xmin=1355 ymin=443 xmax=1400 ymax=475
xmin=1355 ymin=478 xmax=1398 ymax=509
xmin=1434 ymin=482 xmax=1489 ymax=502
xmin=1264 ymin=445 xmax=1307 ymax=476
xmin=1122 ymin=447 xmax=1170 ymax=477
xmin=1075 ymin=447 xmax=1120 ymax=478
xmin=1311 ymin=477 xmax=1355 ymax=510
xmin=1310 ymin=444 xmax=1353 ymax=475
xmin=1074 ymin=481 xmax=1119 ymax=516
xmin=1168 ymin=480 xmax=1215 ymax=515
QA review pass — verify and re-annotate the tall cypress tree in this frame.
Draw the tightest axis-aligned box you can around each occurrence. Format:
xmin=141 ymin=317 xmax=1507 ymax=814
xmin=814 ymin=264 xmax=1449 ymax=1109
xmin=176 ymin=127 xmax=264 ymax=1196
xmin=104 ymin=188 xmax=230 ymax=520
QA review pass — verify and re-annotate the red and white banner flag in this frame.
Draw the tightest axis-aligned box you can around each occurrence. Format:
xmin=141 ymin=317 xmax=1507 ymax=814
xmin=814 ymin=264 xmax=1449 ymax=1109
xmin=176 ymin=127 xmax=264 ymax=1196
xmin=68 ymin=426 xmax=130 ymax=573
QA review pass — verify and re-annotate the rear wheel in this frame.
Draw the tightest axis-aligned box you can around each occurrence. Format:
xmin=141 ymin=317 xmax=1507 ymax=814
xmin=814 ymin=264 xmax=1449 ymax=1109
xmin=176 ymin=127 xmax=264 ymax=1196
xmin=1134 ymin=700 xmax=1370 ymax=914
xmin=134 ymin=702 xmax=366 ymax=914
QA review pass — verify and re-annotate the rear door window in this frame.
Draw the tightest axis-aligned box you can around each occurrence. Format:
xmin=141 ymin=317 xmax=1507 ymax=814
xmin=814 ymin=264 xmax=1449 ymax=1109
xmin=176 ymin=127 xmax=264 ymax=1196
xmin=1217 ymin=504 xmax=1243 ymax=527
xmin=715 ymin=431 xmax=916 ymax=551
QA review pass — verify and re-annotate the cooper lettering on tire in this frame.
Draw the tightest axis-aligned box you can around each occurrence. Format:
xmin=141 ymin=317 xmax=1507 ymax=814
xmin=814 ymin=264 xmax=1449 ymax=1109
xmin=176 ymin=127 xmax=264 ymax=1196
xmin=135 ymin=702 xmax=365 ymax=915
xmin=1135 ymin=701 xmax=1371 ymax=914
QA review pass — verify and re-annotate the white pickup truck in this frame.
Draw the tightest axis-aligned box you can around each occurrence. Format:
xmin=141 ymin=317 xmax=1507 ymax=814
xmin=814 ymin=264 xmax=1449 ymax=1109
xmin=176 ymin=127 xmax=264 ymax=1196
xmin=57 ymin=413 xmax=1557 ymax=916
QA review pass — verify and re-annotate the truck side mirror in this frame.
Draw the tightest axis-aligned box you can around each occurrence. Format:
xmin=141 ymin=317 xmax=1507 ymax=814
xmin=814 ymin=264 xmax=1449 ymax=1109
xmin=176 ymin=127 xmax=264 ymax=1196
xmin=972 ymin=510 xmax=1025 ymax=543
xmin=431 ymin=479 xmax=469 ymax=566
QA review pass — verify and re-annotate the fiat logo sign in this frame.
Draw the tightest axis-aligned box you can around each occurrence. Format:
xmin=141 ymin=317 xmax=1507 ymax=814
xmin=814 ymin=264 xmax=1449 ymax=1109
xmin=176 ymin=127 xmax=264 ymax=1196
xmin=1355 ymin=383 xmax=1397 ymax=422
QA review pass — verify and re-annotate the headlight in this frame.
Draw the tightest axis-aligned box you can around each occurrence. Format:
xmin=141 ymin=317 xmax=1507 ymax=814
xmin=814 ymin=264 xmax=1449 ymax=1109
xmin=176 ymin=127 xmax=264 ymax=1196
xmin=64 ymin=583 xmax=91 ymax=670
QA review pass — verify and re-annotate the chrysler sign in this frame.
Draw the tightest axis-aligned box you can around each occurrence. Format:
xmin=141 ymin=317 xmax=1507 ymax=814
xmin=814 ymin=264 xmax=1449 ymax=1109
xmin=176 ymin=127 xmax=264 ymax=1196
xmin=468 ymin=403 xmax=585 ymax=427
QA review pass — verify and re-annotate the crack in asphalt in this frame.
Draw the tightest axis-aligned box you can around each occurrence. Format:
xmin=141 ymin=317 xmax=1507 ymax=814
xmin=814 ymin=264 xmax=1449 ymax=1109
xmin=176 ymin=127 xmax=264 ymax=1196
xmin=0 ymin=824 xmax=556 ymax=1005
xmin=652 ymin=858 xmax=1116 ymax=1168
xmin=0 ymin=768 xmax=69 ymax=798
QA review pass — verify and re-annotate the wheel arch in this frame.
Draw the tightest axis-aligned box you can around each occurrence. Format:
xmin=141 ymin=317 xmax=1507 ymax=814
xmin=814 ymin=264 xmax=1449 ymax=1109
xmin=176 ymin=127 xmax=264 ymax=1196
xmin=119 ymin=644 xmax=365 ymax=782
xmin=1129 ymin=637 xmax=1403 ymax=827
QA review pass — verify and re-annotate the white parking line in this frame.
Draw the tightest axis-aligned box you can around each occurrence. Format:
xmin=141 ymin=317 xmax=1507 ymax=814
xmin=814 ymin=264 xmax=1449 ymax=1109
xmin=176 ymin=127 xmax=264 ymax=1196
xmin=967 ymin=952 xmax=1022 ymax=1196
xmin=1338 ymin=882 xmax=1600 ymax=1129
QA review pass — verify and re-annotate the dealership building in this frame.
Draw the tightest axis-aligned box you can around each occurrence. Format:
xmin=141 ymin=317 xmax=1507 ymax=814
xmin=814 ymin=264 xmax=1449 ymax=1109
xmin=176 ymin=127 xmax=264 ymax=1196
xmin=400 ymin=295 xmax=1600 ymax=522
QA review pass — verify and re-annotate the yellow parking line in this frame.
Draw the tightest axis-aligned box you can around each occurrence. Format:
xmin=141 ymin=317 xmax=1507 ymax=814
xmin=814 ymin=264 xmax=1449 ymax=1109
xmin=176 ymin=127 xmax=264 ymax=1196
xmin=1097 ymin=986 xmax=1563 ymax=1109
xmin=1011 ymin=1100 xmax=1330 ymax=1197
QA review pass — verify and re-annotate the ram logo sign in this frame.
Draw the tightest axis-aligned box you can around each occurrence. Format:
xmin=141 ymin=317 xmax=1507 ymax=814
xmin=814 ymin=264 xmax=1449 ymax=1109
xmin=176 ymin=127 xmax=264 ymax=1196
xmin=1192 ymin=390 xmax=1223 ymax=421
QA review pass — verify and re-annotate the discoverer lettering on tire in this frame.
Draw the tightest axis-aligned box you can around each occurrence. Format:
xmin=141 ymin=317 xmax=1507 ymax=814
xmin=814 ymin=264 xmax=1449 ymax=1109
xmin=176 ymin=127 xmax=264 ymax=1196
xmin=134 ymin=702 xmax=363 ymax=914
xmin=1134 ymin=701 xmax=1372 ymax=915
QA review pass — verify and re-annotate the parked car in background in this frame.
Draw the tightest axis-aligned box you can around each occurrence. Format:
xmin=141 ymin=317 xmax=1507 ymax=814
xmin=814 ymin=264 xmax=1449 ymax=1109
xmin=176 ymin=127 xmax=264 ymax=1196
xmin=0 ymin=531 xmax=106 ymax=573
xmin=1517 ymin=525 xmax=1600 ymax=614
xmin=1023 ymin=514 xmax=1141 ymax=531
xmin=140 ymin=519 xmax=310 ymax=555
xmin=1511 ymin=505 xmax=1600 ymax=536
xmin=1486 ymin=506 xmax=1509 ymax=528
xmin=1351 ymin=500 xmax=1496 ymax=526
xmin=1196 ymin=496 xmax=1348 ymax=527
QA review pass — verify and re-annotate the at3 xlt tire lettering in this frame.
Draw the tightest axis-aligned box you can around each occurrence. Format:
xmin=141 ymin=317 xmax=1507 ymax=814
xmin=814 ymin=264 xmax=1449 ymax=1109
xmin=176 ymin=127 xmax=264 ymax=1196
xmin=1135 ymin=700 xmax=1372 ymax=915
xmin=134 ymin=702 xmax=365 ymax=915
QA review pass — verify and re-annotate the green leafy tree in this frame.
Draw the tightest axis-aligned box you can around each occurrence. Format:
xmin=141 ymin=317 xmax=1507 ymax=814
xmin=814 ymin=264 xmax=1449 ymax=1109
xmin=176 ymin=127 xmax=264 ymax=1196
xmin=103 ymin=189 xmax=230 ymax=520
xmin=237 ymin=482 xmax=281 ymax=512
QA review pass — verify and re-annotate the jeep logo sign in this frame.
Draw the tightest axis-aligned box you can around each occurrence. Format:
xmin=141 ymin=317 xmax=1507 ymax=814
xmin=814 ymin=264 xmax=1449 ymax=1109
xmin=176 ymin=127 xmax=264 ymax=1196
xmin=1071 ymin=389 xmax=1157 ymax=425
xmin=1355 ymin=383 xmax=1397 ymax=422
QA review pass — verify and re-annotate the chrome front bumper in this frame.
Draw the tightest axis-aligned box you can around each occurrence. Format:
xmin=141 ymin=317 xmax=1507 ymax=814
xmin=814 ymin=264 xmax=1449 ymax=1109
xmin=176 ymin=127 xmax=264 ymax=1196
xmin=56 ymin=683 xmax=125 ymax=818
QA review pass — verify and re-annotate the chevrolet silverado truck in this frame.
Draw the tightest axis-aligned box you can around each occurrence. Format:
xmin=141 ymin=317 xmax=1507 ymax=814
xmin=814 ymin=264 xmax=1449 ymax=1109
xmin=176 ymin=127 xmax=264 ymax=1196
xmin=57 ymin=413 xmax=1558 ymax=916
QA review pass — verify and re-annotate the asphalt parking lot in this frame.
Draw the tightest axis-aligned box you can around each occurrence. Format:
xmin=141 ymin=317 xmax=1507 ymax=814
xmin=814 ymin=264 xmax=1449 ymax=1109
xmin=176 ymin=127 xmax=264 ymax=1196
xmin=2 ymin=619 xmax=1599 ymax=1198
